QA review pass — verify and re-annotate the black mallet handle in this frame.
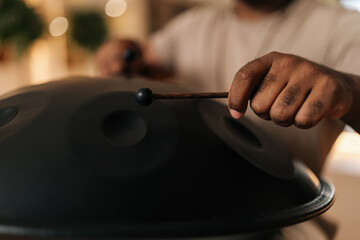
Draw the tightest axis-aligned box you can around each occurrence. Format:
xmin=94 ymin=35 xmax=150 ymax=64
xmin=135 ymin=88 xmax=228 ymax=106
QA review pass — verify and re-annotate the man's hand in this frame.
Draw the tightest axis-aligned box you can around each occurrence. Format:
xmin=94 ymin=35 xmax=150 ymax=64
xmin=95 ymin=39 xmax=173 ymax=80
xmin=228 ymin=52 xmax=360 ymax=132
xmin=95 ymin=39 xmax=144 ymax=77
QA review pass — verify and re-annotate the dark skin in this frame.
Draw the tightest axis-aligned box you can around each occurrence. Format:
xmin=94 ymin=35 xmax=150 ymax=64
xmin=235 ymin=0 xmax=294 ymax=19
xmin=96 ymin=1 xmax=360 ymax=133
xmin=96 ymin=39 xmax=172 ymax=79
xmin=238 ymin=0 xmax=293 ymax=9
xmin=95 ymin=39 xmax=145 ymax=77
xmin=228 ymin=52 xmax=360 ymax=134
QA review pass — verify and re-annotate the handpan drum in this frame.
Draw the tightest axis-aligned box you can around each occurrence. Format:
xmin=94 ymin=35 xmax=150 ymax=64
xmin=0 ymin=77 xmax=334 ymax=239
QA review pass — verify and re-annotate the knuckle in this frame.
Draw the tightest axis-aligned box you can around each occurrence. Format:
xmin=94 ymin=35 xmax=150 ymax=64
xmin=267 ymin=51 xmax=281 ymax=58
xmin=294 ymin=101 xmax=324 ymax=129
xmin=270 ymin=108 xmax=294 ymax=127
xmin=255 ymin=112 xmax=271 ymax=120
xmin=235 ymin=68 xmax=254 ymax=83
xmin=277 ymin=54 xmax=302 ymax=70
xmin=273 ymin=120 xmax=293 ymax=127
xmin=263 ymin=73 xmax=277 ymax=85
xmin=309 ymin=100 xmax=324 ymax=116
xmin=250 ymin=57 xmax=263 ymax=65
xmin=321 ymin=76 xmax=337 ymax=93
xmin=301 ymin=60 xmax=316 ymax=71
xmin=294 ymin=115 xmax=316 ymax=129
xmin=281 ymin=85 xmax=300 ymax=106
xmin=250 ymin=99 xmax=269 ymax=115
xmin=252 ymin=73 xmax=277 ymax=95
xmin=302 ymin=62 xmax=331 ymax=81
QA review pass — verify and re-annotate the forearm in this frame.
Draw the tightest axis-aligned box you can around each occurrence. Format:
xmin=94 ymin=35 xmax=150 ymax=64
xmin=341 ymin=74 xmax=360 ymax=133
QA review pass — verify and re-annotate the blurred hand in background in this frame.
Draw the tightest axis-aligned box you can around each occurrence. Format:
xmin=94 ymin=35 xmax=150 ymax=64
xmin=95 ymin=39 xmax=144 ymax=77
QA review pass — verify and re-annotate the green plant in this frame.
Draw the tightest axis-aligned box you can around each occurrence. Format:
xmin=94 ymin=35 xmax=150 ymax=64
xmin=0 ymin=0 xmax=44 ymax=56
xmin=70 ymin=11 xmax=108 ymax=51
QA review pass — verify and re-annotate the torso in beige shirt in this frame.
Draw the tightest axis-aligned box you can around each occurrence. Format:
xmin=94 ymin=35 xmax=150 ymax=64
xmin=150 ymin=0 xmax=360 ymax=173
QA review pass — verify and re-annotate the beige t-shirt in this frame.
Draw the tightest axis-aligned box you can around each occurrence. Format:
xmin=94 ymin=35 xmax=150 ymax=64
xmin=150 ymin=0 xmax=360 ymax=173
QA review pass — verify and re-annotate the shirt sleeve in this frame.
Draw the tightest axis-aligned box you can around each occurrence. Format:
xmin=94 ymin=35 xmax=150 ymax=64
xmin=148 ymin=7 xmax=202 ymax=70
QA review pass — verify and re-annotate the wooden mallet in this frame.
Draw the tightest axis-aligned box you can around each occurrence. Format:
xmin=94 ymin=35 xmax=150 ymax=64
xmin=135 ymin=88 xmax=228 ymax=106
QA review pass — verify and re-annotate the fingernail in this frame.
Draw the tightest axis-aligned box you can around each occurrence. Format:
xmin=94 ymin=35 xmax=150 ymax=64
xmin=230 ymin=109 xmax=243 ymax=119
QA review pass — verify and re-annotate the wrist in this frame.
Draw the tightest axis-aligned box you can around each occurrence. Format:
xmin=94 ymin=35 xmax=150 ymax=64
xmin=340 ymin=74 xmax=360 ymax=133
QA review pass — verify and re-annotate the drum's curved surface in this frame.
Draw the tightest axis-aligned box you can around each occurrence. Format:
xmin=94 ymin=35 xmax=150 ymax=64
xmin=0 ymin=77 xmax=334 ymax=238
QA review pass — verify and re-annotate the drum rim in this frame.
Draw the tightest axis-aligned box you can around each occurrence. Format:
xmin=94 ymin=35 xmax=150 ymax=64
xmin=0 ymin=177 xmax=335 ymax=239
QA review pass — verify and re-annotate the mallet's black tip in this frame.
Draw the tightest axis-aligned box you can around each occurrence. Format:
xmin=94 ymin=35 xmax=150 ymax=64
xmin=123 ymin=49 xmax=137 ymax=62
xmin=136 ymin=88 xmax=153 ymax=106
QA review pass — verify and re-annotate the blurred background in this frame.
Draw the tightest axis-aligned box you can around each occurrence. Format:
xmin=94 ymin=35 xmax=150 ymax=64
xmin=0 ymin=0 xmax=229 ymax=93
xmin=0 ymin=0 xmax=360 ymax=239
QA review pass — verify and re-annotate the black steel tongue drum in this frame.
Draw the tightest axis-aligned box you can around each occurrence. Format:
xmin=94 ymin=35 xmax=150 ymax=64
xmin=0 ymin=77 xmax=334 ymax=239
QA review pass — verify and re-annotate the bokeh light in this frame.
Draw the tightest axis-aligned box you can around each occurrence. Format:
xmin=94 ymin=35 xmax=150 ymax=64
xmin=105 ymin=0 xmax=127 ymax=17
xmin=49 ymin=17 xmax=69 ymax=37
xmin=341 ymin=0 xmax=360 ymax=12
